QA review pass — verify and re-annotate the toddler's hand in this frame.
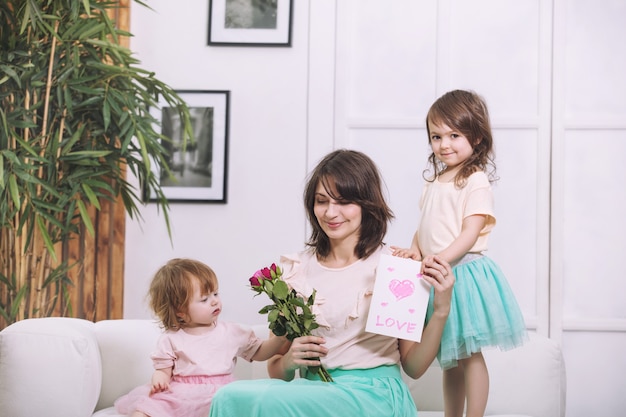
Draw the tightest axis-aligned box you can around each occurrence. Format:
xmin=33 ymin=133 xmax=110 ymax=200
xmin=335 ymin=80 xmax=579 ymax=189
xmin=150 ymin=370 xmax=171 ymax=395
xmin=150 ymin=381 xmax=169 ymax=395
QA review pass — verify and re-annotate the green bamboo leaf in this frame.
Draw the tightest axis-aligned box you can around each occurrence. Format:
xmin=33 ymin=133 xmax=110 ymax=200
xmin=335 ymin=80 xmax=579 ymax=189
xmin=81 ymin=183 xmax=101 ymax=209
xmin=61 ymin=126 xmax=84 ymax=154
xmin=19 ymin=2 xmax=31 ymax=34
xmin=102 ymin=100 xmax=110 ymax=131
xmin=31 ymin=198 xmax=65 ymax=213
xmin=81 ymin=0 xmax=91 ymax=15
xmin=135 ymin=130 xmax=151 ymax=172
xmin=0 ymin=308 xmax=13 ymax=326
xmin=0 ymin=271 xmax=12 ymax=287
xmin=82 ymin=179 xmax=115 ymax=195
xmin=36 ymin=215 xmax=57 ymax=262
xmin=66 ymin=150 xmax=112 ymax=158
xmin=71 ymin=85 xmax=104 ymax=95
xmin=76 ymin=199 xmax=95 ymax=236
xmin=14 ymin=136 xmax=40 ymax=157
xmin=74 ymin=96 xmax=103 ymax=108
xmin=85 ymin=39 xmax=122 ymax=50
xmin=78 ymin=22 xmax=105 ymax=40
xmin=8 ymin=174 xmax=20 ymax=209
xmin=10 ymin=286 xmax=28 ymax=318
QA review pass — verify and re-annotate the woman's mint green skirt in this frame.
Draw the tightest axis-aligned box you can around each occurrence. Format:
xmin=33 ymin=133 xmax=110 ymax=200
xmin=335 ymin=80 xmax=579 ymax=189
xmin=208 ymin=365 xmax=417 ymax=417
xmin=426 ymin=254 xmax=528 ymax=370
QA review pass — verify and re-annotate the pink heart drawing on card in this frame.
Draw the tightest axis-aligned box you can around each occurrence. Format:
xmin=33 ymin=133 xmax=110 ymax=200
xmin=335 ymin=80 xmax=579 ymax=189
xmin=381 ymin=302 xmax=388 ymax=307
xmin=408 ymin=308 xmax=415 ymax=314
xmin=387 ymin=266 xmax=395 ymax=272
xmin=389 ymin=279 xmax=415 ymax=301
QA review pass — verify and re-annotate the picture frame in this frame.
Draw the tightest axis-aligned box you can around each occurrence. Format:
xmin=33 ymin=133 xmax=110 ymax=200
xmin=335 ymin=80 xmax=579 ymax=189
xmin=149 ymin=90 xmax=230 ymax=203
xmin=208 ymin=0 xmax=293 ymax=47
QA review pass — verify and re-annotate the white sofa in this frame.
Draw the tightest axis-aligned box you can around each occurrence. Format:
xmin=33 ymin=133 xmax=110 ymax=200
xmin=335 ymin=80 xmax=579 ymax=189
xmin=0 ymin=317 xmax=566 ymax=417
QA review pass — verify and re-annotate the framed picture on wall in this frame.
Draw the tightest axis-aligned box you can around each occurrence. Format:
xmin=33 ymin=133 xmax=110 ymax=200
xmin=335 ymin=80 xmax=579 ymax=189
xmin=208 ymin=0 xmax=293 ymax=46
xmin=148 ymin=90 xmax=230 ymax=203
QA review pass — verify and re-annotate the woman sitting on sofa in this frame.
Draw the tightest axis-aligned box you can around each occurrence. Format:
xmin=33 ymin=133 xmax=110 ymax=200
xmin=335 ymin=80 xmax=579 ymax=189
xmin=209 ymin=149 xmax=455 ymax=417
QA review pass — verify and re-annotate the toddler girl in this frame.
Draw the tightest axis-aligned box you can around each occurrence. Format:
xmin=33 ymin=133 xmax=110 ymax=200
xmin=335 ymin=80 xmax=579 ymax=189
xmin=115 ymin=258 xmax=285 ymax=417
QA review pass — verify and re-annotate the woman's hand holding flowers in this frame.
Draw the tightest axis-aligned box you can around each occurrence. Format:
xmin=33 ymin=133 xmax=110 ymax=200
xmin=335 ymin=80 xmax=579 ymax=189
xmin=249 ymin=263 xmax=333 ymax=382
xmin=282 ymin=335 xmax=328 ymax=371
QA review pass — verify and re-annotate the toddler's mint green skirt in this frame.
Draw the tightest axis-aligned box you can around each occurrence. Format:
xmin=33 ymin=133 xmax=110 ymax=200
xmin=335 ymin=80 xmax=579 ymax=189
xmin=208 ymin=365 xmax=417 ymax=417
xmin=426 ymin=254 xmax=528 ymax=370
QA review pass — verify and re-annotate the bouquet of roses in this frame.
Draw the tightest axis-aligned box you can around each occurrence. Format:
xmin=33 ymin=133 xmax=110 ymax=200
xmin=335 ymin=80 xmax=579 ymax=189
xmin=249 ymin=263 xmax=333 ymax=382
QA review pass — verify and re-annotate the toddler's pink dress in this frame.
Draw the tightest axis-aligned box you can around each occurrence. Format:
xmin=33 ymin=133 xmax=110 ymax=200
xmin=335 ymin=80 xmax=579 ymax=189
xmin=114 ymin=321 xmax=263 ymax=417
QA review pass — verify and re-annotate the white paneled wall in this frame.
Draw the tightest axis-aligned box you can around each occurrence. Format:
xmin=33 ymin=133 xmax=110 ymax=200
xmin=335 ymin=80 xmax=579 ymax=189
xmin=326 ymin=0 xmax=551 ymax=333
xmin=127 ymin=1 xmax=626 ymax=415
xmin=551 ymin=0 xmax=626 ymax=414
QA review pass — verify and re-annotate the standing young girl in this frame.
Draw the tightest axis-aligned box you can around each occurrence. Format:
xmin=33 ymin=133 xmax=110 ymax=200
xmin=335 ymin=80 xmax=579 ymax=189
xmin=114 ymin=258 xmax=286 ymax=417
xmin=392 ymin=90 xmax=527 ymax=417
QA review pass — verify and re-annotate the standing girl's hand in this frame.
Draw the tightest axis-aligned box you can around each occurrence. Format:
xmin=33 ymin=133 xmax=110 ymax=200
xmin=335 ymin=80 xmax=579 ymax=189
xmin=390 ymin=246 xmax=422 ymax=261
xmin=399 ymin=255 xmax=454 ymax=378
xmin=420 ymin=255 xmax=454 ymax=317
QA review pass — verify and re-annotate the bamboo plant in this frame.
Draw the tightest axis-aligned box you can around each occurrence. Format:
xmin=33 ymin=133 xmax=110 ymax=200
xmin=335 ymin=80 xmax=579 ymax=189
xmin=0 ymin=0 xmax=193 ymax=328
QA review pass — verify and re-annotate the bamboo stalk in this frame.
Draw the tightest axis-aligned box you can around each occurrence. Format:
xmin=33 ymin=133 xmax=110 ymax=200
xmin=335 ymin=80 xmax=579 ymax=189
xmin=32 ymin=220 xmax=45 ymax=318
xmin=37 ymin=20 xmax=60 ymax=197
xmin=55 ymin=110 xmax=66 ymax=173
xmin=23 ymin=27 xmax=31 ymax=145
xmin=16 ymin=227 xmax=27 ymax=321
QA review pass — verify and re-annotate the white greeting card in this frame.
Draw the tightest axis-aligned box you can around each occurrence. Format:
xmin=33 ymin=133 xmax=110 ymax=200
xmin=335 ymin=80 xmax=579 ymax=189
xmin=365 ymin=254 xmax=431 ymax=342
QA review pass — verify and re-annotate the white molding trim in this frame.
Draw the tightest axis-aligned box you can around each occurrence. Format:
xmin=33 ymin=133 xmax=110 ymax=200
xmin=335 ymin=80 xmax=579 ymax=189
xmin=549 ymin=0 xmax=566 ymax=342
xmin=344 ymin=118 xmax=542 ymax=130
xmin=562 ymin=319 xmax=626 ymax=332
xmin=306 ymin=0 xmax=338 ymax=171
xmin=563 ymin=120 xmax=626 ymax=130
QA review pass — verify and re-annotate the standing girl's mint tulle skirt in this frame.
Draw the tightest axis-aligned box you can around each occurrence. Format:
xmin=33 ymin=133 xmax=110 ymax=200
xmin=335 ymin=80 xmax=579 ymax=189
xmin=426 ymin=254 xmax=528 ymax=370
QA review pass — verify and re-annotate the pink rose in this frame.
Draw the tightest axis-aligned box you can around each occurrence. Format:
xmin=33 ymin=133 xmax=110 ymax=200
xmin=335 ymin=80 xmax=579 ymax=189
xmin=261 ymin=267 xmax=272 ymax=279
xmin=249 ymin=270 xmax=264 ymax=288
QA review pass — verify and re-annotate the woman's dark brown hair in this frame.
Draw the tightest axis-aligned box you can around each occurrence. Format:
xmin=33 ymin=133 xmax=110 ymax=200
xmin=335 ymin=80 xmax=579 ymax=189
xmin=304 ymin=149 xmax=394 ymax=259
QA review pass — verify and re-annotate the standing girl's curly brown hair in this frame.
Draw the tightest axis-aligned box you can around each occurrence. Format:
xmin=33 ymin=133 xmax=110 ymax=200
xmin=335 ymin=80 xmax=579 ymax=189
xmin=424 ymin=89 xmax=498 ymax=187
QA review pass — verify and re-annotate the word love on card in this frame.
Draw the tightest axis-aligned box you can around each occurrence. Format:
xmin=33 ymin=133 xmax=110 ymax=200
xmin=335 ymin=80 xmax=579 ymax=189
xmin=365 ymin=254 xmax=431 ymax=342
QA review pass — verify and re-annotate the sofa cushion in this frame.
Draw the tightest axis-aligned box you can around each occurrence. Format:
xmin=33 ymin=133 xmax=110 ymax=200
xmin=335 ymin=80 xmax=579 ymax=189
xmin=0 ymin=317 xmax=101 ymax=417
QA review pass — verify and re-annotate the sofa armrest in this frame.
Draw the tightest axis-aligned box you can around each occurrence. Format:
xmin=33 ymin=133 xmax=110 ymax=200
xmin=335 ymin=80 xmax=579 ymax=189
xmin=484 ymin=332 xmax=566 ymax=417
xmin=403 ymin=332 xmax=566 ymax=417
xmin=0 ymin=317 xmax=101 ymax=417
xmin=94 ymin=319 xmax=163 ymax=412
